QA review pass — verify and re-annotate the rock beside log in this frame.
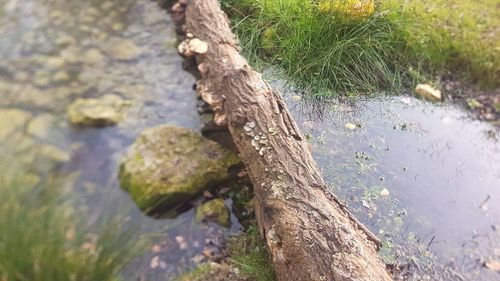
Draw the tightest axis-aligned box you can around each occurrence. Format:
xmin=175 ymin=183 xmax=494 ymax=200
xmin=66 ymin=94 xmax=132 ymax=127
xmin=195 ymin=199 xmax=231 ymax=227
xmin=119 ymin=125 xmax=240 ymax=213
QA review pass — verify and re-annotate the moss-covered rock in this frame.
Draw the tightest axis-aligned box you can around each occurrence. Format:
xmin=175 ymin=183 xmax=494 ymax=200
xmin=195 ymin=199 xmax=230 ymax=227
xmin=66 ymin=94 xmax=132 ymax=127
xmin=119 ymin=125 xmax=240 ymax=213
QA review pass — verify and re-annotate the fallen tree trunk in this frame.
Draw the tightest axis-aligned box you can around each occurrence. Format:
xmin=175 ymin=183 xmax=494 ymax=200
xmin=174 ymin=0 xmax=392 ymax=280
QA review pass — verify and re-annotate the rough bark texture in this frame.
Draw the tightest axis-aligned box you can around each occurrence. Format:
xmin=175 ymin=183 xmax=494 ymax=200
xmin=178 ymin=0 xmax=392 ymax=280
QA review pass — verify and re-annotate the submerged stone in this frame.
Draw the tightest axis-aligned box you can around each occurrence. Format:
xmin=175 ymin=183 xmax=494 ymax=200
xmin=104 ymin=38 xmax=142 ymax=61
xmin=195 ymin=199 xmax=230 ymax=227
xmin=66 ymin=94 xmax=132 ymax=127
xmin=0 ymin=108 xmax=32 ymax=139
xmin=44 ymin=56 xmax=66 ymax=69
xmin=27 ymin=113 xmax=57 ymax=139
xmin=52 ymin=70 xmax=71 ymax=83
xmin=34 ymin=144 xmax=71 ymax=163
xmin=83 ymin=48 xmax=106 ymax=65
xmin=119 ymin=125 xmax=240 ymax=213
xmin=33 ymin=71 xmax=51 ymax=87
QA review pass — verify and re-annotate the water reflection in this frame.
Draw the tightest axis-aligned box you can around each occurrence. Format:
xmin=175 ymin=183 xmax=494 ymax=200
xmin=280 ymin=87 xmax=500 ymax=279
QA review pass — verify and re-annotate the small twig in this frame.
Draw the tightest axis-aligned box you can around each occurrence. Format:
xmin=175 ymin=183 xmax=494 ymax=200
xmin=479 ymin=194 xmax=491 ymax=209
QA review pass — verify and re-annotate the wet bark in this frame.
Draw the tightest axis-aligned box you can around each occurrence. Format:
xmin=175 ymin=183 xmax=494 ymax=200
xmin=175 ymin=0 xmax=392 ymax=280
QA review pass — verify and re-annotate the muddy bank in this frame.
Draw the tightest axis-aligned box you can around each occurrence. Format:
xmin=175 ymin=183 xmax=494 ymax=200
xmin=441 ymin=79 xmax=500 ymax=127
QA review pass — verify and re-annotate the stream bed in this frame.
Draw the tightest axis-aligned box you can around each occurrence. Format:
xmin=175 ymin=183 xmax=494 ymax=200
xmin=0 ymin=0 xmax=237 ymax=279
xmin=0 ymin=0 xmax=499 ymax=280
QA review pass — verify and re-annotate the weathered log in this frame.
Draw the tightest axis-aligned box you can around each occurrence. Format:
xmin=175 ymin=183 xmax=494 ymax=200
xmin=177 ymin=0 xmax=392 ymax=280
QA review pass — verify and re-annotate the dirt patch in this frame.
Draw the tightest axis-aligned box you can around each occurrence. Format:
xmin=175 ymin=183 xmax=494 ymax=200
xmin=442 ymin=79 xmax=500 ymax=127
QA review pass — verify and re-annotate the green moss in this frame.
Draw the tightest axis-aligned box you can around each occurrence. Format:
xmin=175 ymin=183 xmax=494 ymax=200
xmin=195 ymin=199 xmax=231 ymax=227
xmin=119 ymin=125 xmax=240 ymax=212
xmin=175 ymin=263 xmax=213 ymax=281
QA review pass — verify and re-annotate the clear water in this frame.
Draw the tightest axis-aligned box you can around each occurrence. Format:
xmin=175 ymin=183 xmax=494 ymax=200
xmin=0 ymin=0 xmax=235 ymax=279
xmin=275 ymin=80 xmax=500 ymax=279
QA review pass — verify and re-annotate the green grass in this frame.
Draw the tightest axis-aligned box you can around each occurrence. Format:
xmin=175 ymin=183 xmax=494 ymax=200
xmin=403 ymin=0 xmax=499 ymax=88
xmin=229 ymin=226 xmax=275 ymax=281
xmin=0 ymin=165 xmax=140 ymax=281
xmin=222 ymin=0 xmax=499 ymax=97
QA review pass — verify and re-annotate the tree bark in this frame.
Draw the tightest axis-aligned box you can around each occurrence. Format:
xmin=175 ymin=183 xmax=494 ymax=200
xmin=175 ymin=0 xmax=392 ymax=280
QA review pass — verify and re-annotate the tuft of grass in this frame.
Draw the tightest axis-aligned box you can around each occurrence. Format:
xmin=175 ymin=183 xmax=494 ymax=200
xmin=0 ymin=164 xmax=140 ymax=281
xmin=229 ymin=226 xmax=275 ymax=281
xmin=222 ymin=0 xmax=499 ymax=97
xmin=174 ymin=263 xmax=213 ymax=281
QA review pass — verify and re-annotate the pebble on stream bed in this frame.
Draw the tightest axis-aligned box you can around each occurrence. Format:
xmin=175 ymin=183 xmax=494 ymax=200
xmin=195 ymin=199 xmax=231 ymax=228
xmin=66 ymin=94 xmax=132 ymax=127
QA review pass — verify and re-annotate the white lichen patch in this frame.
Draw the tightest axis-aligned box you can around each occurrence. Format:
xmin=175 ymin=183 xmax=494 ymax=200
xmin=243 ymin=121 xmax=255 ymax=132
xmin=269 ymin=180 xmax=291 ymax=199
xmin=268 ymin=127 xmax=277 ymax=135
xmin=266 ymin=226 xmax=280 ymax=246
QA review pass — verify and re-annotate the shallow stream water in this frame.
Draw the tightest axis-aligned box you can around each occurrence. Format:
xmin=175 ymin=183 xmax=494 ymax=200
xmin=0 ymin=0 xmax=499 ymax=280
xmin=273 ymin=76 xmax=500 ymax=280
xmin=0 ymin=0 xmax=236 ymax=279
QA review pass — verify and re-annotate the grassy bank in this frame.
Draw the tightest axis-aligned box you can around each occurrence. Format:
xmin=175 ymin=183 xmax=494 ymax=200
xmin=176 ymin=226 xmax=275 ymax=281
xmin=222 ymin=0 xmax=499 ymax=97
xmin=0 ymin=165 xmax=139 ymax=281
xmin=229 ymin=226 xmax=275 ymax=281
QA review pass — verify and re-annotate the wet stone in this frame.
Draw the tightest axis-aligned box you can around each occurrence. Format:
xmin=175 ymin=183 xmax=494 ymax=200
xmin=118 ymin=125 xmax=240 ymax=213
xmin=52 ymin=71 xmax=71 ymax=83
xmin=0 ymin=108 xmax=32 ymax=139
xmin=27 ymin=113 xmax=57 ymax=139
xmin=34 ymin=144 xmax=71 ymax=163
xmin=104 ymin=38 xmax=142 ymax=61
xmin=55 ymin=34 xmax=77 ymax=46
xmin=195 ymin=199 xmax=230 ymax=227
xmin=33 ymin=71 xmax=51 ymax=87
xmin=415 ymin=84 xmax=442 ymax=101
xmin=60 ymin=46 xmax=82 ymax=64
xmin=44 ymin=56 xmax=66 ymax=70
xmin=66 ymin=94 xmax=132 ymax=127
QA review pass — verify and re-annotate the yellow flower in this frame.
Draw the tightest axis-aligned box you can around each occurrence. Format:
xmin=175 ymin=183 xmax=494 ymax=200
xmin=318 ymin=0 xmax=375 ymax=19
